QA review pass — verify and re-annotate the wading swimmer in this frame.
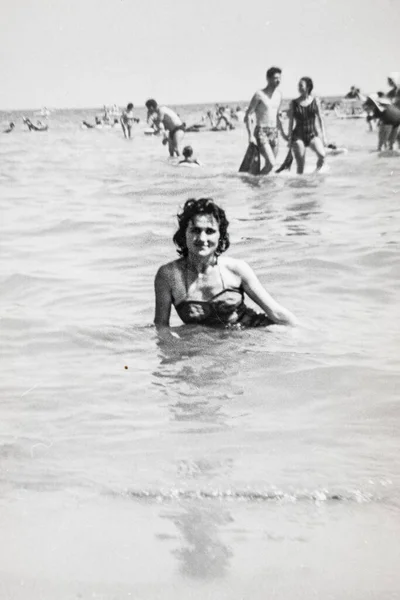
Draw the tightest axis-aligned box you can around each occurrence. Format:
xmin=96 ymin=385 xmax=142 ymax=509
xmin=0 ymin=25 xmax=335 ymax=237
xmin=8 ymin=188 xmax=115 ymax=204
xmin=178 ymin=146 xmax=202 ymax=166
xmin=244 ymin=67 xmax=287 ymax=175
xmin=213 ymin=106 xmax=235 ymax=131
xmin=154 ymin=198 xmax=296 ymax=328
xmin=364 ymin=92 xmax=400 ymax=151
xmin=120 ymin=103 xmax=136 ymax=139
xmin=121 ymin=103 xmax=135 ymax=138
xmin=287 ymin=77 xmax=327 ymax=174
xmin=145 ymin=99 xmax=185 ymax=157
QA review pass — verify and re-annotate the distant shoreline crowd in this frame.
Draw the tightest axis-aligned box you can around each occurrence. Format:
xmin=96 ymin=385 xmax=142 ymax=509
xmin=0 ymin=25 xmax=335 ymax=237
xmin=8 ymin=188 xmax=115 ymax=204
xmin=2 ymin=68 xmax=400 ymax=175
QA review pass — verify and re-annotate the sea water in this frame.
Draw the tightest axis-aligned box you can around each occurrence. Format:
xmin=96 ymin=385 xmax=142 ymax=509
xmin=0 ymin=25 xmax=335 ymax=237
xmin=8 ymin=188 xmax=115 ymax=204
xmin=0 ymin=105 xmax=399 ymax=599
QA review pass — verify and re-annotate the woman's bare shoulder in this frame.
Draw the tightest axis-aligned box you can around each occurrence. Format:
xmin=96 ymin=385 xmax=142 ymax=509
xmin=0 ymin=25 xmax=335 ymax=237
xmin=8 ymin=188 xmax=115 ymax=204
xmin=219 ymin=256 xmax=251 ymax=276
xmin=156 ymin=258 xmax=184 ymax=279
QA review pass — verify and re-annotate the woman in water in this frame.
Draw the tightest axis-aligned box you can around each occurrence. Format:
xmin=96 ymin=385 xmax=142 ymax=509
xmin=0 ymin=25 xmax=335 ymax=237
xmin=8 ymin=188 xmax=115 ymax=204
xmin=287 ymin=77 xmax=327 ymax=174
xmin=154 ymin=198 xmax=296 ymax=328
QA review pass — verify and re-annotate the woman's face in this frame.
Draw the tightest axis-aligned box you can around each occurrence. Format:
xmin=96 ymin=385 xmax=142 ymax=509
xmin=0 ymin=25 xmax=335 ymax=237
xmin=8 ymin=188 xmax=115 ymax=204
xmin=185 ymin=214 xmax=220 ymax=259
xmin=298 ymin=79 xmax=308 ymax=95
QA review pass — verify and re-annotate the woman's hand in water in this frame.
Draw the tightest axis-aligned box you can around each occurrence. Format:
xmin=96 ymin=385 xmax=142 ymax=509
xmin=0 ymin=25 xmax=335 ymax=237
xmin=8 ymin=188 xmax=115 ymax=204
xmin=231 ymin=259 xmax=298 ymax=326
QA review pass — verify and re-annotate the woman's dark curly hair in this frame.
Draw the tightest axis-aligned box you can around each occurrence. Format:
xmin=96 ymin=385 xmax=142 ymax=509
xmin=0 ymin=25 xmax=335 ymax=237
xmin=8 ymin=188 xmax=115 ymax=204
xmin=300 ymin=76 xmax=314 ymax=94
xmin=173 ymin=198 xmax=230 ymax=257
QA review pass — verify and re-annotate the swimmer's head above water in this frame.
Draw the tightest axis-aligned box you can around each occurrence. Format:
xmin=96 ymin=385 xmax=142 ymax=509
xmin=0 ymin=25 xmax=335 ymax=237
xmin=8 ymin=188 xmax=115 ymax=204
xmin=173 ymin=198 xmax=230 ymax=257
xmin=182 ymin=145 xmax=193 ymax=158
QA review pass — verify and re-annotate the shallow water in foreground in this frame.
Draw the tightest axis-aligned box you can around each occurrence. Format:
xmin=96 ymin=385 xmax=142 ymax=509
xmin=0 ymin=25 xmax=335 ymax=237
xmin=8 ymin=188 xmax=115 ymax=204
xmin=1 ymin=108 xmax=400 ymax=598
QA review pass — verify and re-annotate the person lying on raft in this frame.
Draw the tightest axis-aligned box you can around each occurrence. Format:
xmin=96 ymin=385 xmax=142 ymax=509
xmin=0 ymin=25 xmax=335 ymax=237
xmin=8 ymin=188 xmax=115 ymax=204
xmin=325 ymin=143 xmax=347 ymax=155
xmin=3 ymin=122 xmax=15 ymax=133
xmin=154 ymin=198 xmax=297 ymax=328
xmin=287 ymin=77 xmax=327 ymax=174
xmin=145 ymin=99 xmax=185 ymax=157
xmin=178 ymin=146 xmax=202 ymax=166
xmin=23 ymin=117 xmax=48 ymax=131
xmin=184 ymin=122 xmax=206 ymax=133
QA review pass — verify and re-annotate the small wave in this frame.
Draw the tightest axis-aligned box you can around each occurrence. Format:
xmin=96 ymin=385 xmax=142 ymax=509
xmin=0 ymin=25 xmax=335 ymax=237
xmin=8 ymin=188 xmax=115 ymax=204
xmin=288 ymin=257 xmax=356 ymax=273
xmin=1 ymin=272 xmax=64 ymax=289
xmin=109 ymin=487 xmax=378 ymax=504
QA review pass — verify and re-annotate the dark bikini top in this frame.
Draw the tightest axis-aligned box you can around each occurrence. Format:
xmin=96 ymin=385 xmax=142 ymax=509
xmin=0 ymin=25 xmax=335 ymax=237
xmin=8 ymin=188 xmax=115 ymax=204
xmin=174 ymin=261 xmax=246 ymax=326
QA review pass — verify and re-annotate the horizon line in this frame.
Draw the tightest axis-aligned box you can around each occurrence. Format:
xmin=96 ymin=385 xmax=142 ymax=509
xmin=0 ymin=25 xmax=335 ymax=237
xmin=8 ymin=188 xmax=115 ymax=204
xmin=0 ymin=94 xmax=348 ymax=113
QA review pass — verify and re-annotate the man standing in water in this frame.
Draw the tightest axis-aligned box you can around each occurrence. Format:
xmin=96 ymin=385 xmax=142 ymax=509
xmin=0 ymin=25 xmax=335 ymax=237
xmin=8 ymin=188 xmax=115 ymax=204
xmin=145 ymin=99 xmax=185 ymax=157
xmin=244 ymin=66 xmax=286 ymax=174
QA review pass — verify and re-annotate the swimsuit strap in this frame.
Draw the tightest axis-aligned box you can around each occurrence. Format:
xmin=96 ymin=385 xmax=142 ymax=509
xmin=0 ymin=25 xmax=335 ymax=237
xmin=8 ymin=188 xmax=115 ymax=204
xmin=183 ymin=258 xmax=224 ymax=299
xmin=217 ymin=258 xmax=226 ymax=291
xmin=184 ymin=261 xmax=190 ymax=295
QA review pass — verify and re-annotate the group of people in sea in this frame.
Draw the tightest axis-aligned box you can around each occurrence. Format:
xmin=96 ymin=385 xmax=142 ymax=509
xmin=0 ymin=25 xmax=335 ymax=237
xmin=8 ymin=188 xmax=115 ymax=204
xmin=2 ymin=117 xmax=49 ymax=133
xmin=141 ymin=67 xmax=400 ymax=173
xmin=139 ymin=69 xmax=396 ymax=174
xmin=2 ymin=69 xmax=398 ymax=332
xmin=3 ymin=67 xmax=400 ymax=169
xmin=205 ymin=105 xmax=245 ymax=130
xmin=363 ymin=73 xmax=400 ymax=151
xmin=145 ymin=67 xmax=333 ymax=175
xmin=340 ymin=77 xmax=400 ymax=151
xmin=126 ymin=67 xmax=329 ymax=175
xmin=152 ymin=70 xmax=400 ymax=330
xmin=151 ymin=70 xmax=323 ymax=326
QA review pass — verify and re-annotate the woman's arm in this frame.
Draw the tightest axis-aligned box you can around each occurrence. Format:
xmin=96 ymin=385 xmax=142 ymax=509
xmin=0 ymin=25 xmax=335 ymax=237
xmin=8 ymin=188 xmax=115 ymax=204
xmin=236 ymin=260 xmax=297 ymax=325
xmin=315 ymin=98 xmax=327 ymax=145
xmin=286 ymin=101 xmax=294 ymax=145
xmin=154 ymin=266 xmax=173 ymax=327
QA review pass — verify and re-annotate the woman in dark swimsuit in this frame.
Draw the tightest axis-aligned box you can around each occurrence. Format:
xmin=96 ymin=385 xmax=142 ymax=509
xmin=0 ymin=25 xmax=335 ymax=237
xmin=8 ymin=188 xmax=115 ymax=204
xmin=154 ymin=198 xmax=296 ymax=328
xmin=287 ymin=77 xmax=327 ymax=174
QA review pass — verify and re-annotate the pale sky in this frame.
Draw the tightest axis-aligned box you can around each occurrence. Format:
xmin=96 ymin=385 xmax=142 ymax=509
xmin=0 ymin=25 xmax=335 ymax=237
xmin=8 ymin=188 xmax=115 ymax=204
xmin=0 ymin=0 xmax=399 ymax=109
